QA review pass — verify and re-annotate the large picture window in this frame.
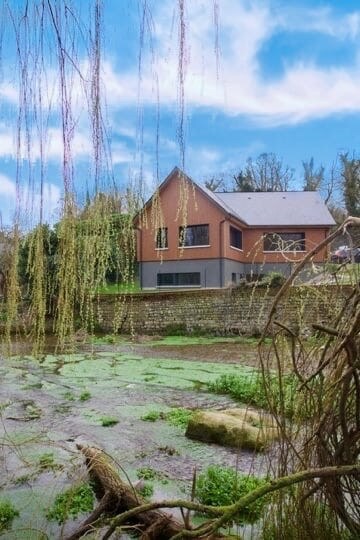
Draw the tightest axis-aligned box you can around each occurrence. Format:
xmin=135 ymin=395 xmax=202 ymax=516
xmin=263 ymin=232 xmax=305 ymax=252
xmin=230 ymin=226 xmax=242 ymax=250
xmin=179 ymin=224 xmax=209 ymax=247
xmin=157 ymin=272 xmax=201 ymax=287
xmin=156 ymin=227 xmax=168 ymax=249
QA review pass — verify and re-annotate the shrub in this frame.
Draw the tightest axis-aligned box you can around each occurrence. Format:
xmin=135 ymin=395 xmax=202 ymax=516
xmin=46 ymin=483 xmax=94 ymax=524
xmin=196 ymin=465 xmax=267 ymax=524
xmin=0 ymin=500 xmax=19 ymax=532
xmin=258 ymin=271 xmax=286 ymax=288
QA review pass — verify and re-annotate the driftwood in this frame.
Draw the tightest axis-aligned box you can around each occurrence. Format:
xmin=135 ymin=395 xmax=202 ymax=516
xmin=66 ymin=444 xmax=200 ymax=540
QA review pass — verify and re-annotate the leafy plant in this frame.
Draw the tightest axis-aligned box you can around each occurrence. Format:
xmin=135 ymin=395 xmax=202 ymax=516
xmin=196 ymin=466 xmax=267 ymax=524
xmin=46 ymin=483 xmax=94 ymax=524
xmin=136 ymin=467 xmax=158 ymax=481
xmin=138 ymin=482 xmax=154 ymax=499
xmin=166 ymin=407 xmax=193 ymax=429
xmin=0 ymin=500 xmax=19 ymax=532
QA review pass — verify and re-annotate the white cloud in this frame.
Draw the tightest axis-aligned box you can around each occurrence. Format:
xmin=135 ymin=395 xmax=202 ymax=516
xmin=1 ymin=0 xmax=359 ymax=143
xmin=98 ymin=0 xmax=360 ymax=127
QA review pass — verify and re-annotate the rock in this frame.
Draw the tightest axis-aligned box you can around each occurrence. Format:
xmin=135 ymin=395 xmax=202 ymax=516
xmin=185 ymin=408 xmax=278 ymax=451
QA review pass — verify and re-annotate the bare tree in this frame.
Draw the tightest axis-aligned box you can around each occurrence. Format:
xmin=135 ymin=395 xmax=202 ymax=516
xmin=302 ymin=157 xmax=324 ymax=191
xmin=233 ymin=153 xmax=294 ymax=192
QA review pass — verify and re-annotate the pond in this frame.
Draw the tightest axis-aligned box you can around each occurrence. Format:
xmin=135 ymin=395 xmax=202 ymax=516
xmin=0 ymin=335 xmax=268 ymax=538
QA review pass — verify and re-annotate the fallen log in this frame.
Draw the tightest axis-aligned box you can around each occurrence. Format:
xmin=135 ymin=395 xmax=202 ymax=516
xmin=66 ymin=444 xmax=185 ymax=540
xmin=186 ymin=408 xmax=278 ymax=451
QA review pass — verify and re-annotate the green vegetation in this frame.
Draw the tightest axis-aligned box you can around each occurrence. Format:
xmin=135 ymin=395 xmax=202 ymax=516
xmin=136 ymin=467 xmax=168 ymax=483
xmin=46 ymin=483 xmax=94 ymax=524
xmin=150 ymin=335 xmax=259 ymax=346
xmin=37 ymin=452 xmax=62 ymax=472
xmin=258 ymin=271 xmax=286 ymax=288
xmin=100 ymin=416 xmax=119 ymax=427
xmin=0 ymin=500 xmax=19 ymax=532
xmin=62 ymin=391 xmax=76 ymax=401
xmin=79 ymin=390 xmax=91 ymax=401
xmin=137 ymin=482 xmax=154 ymax=499
xmin=166 ymin=407 xmax=193 ymax=429
xmin=196 ymin=466 xmax=267 ymax=524
xmin=96 ymin=281 xmax=140 ymax=294
xmin=208 ymin=372 xmax=297 ymax=416
xmin=136 ymin=467 xmax=158 ymax=481
xmin=141 ymin=410 xmax=161 ymax=422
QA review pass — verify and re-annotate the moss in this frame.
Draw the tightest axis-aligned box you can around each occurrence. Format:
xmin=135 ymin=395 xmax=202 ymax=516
xmin=186 ymin=410 xmax=278 ymax=451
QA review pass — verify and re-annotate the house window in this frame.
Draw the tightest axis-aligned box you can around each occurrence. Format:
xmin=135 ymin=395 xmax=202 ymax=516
xmin=156 ymin=227 xmax=168 ymax=249
xmin=263 ymin=232 xmax=305 ymax=252
xmin=230 ymin=226 xmax=242 ymax=250
xmin=157 ymin=272 xmax=201 ymax=287
xmin=179 ymin=224 xmax=209 ymax=247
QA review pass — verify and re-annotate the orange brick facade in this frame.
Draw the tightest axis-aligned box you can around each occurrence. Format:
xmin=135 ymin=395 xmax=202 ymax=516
xmin=136 ymin=169 xmax=332 ymax=288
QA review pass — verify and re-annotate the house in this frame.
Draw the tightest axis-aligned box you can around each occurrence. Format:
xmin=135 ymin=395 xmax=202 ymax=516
xmin=135 ymin=167 xmax=335 ymax=289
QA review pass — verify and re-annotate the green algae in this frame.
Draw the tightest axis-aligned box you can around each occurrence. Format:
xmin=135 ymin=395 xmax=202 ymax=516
xmin=1 ymin=345 xmax=263 ymax=538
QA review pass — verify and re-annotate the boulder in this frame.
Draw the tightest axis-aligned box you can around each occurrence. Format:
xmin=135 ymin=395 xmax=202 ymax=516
xmin=185 ymin=408 xmax=278 ymax=451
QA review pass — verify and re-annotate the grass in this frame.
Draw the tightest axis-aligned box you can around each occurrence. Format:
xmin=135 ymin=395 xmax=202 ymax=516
xmin=208 ymin=372 xmax=297 ymax=416
xmin=96 ymin=281 xmax=141 ymax=294
xmin=141 ymin=410 xmax=162 ymax=422
xmin=150 ymin=335 xmax=265 ymax=346
xmin=100 ymin=416 xmax=119 ymax=427
xmin=37 ymin=453 xmax=62 ymax=472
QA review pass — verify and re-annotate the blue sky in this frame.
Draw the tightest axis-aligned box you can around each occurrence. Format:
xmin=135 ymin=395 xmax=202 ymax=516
xmin=1 ymin=0 xmax=360 ymax=224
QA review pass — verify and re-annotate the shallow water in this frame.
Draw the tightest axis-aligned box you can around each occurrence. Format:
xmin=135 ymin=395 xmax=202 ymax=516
xmin=0 ymin=338 xmax=267 ymax=538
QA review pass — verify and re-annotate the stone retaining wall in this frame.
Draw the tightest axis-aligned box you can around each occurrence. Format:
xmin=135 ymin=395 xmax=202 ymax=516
xmin=95 ymin=285 xmax=352 ymax=335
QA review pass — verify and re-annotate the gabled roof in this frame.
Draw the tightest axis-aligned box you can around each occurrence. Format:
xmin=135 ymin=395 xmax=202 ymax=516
xmin=212 ymin=191 xmax=336 ymax=227
xmin=138 ymin=167 xmax=336 ymax=228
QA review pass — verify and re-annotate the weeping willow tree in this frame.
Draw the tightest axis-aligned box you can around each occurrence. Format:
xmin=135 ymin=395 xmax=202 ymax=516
xmin=0 ymin=0 xmax=140 ymax=353
xmin=0 ymin=1 xmax=360 ymax=539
